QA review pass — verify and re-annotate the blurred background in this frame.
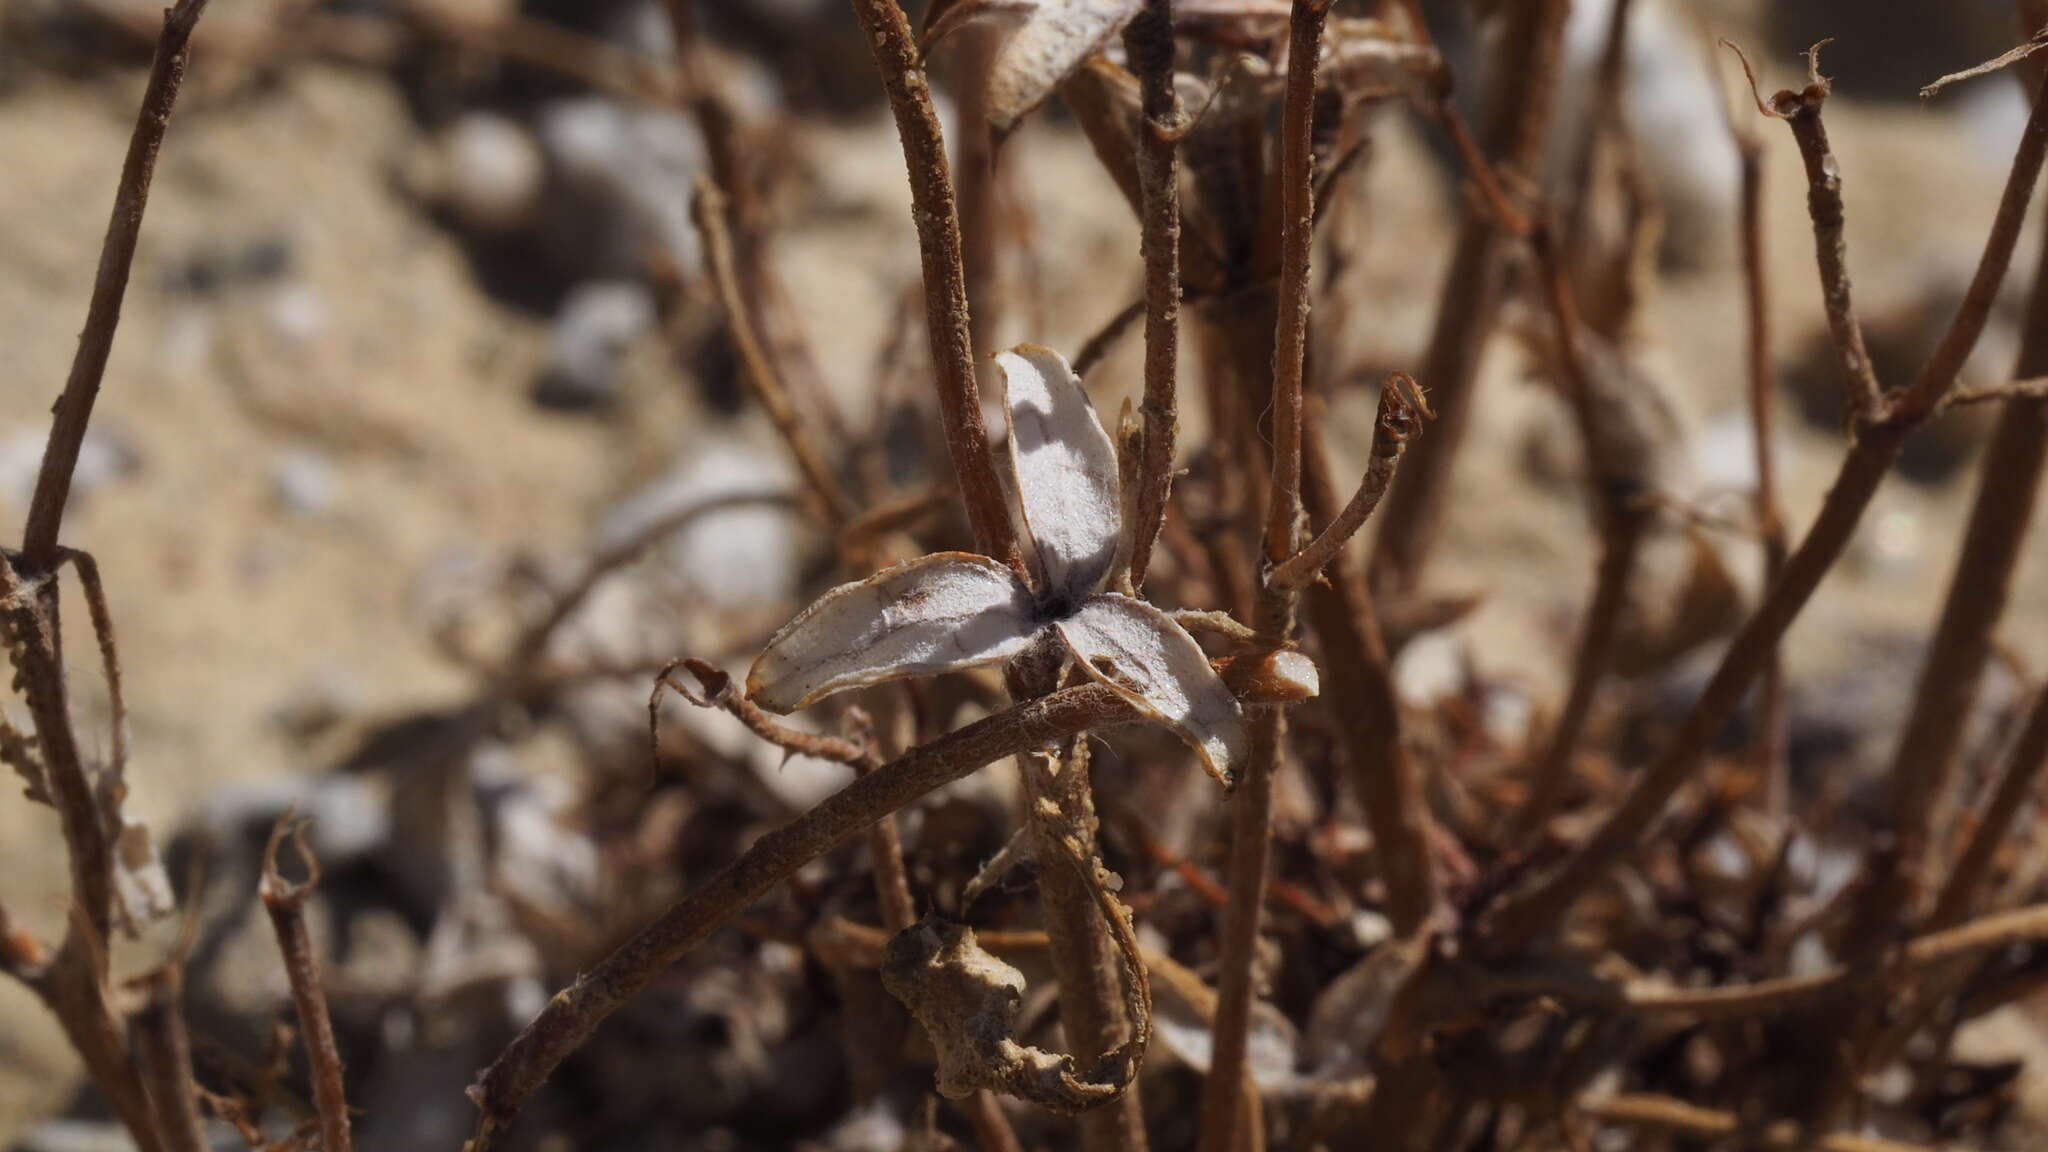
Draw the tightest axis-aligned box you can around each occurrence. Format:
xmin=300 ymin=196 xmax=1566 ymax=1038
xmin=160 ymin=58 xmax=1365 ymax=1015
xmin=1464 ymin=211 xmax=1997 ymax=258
xmin=3 ymin=0 xmax=2048 ymax=1147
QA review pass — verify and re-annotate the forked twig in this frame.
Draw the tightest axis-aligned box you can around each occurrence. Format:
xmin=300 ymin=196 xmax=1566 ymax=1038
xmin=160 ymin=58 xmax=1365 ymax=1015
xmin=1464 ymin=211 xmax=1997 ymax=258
xmin=1267 ymin=374 xmax=1429 ymax=591
xmin=1483 ymin=44 xmax=2048 ymax=952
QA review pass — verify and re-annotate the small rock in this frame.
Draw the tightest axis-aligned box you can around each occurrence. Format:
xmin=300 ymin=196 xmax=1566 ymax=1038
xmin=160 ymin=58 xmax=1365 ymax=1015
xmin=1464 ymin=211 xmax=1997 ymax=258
xmin=536 ymin=97 xmax=704 ymax=283
xmin=271 ymin=445 xmax=338 ymax=516
xmin=532 ymin=280 xmax=654 ymax=410
xmin=433 ymin=112 xmax=545 ymax=235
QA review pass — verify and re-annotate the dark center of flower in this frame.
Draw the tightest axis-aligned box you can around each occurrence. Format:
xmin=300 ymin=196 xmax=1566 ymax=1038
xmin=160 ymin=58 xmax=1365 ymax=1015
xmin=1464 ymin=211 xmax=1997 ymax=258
xmin=1033 ymin=588 xmax=1079 ymax=624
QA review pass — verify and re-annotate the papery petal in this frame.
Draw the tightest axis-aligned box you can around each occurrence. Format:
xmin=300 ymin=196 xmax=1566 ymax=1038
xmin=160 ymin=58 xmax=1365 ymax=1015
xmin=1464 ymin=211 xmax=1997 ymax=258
xmin=1055 ymin=593 xmax=1248 ymax=787
xmin=748 ymin=553 xmax=1039 ymax=713
xmin=977 ymin=0 xmax=1142 ymax=138
xmin=997 ymin=344 xmax=1123 ymax=601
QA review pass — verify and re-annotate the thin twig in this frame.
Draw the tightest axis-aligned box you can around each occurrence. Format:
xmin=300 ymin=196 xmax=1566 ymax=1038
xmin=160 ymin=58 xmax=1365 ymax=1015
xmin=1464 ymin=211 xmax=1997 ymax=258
xmin=1267 ymin=374 xmax=1429 ymax=591
xmin=24 ymin=0 xmax=210 ymax=567
xmin=1123 ymin=0 xmax=1184 ymax=589
xmin=1731 ymin=84 xmax=1790 ymax=815
xmin=1580 ymin=1092 xmax=1937 ymax=1152
xmin=260 ymin=817 xmax=352 ymax=1152
xmin=1939 ymin=376 xmax=2048 ymax=408
xmin=1482 ymin=51 xmax=2048 ymax=952
xmin=846 ymin=0 xmax=1027 ymax=580
xmin=1922 ymin=26 xmax=2048 ymax=98
xmin=1739 ymin=42 xmax=1886 ymax=424
xmin=691 ymin=180 xmax=848 ymax=523
xmin=1301 ymin=415 xmax=1439 ymax=934
xmin=1559 ymin=0 xmax=1635 ymax=251
xmin=1200 ymin=6 xmax=1331 ymax=1148
xmin=1511 ymin=225 xmax=1654 ymax=841
xmin=1622 ymin=901 xmax=2048 ymax=1020
xmin=653 ymin=659 xmax=917 ymax=929
xmin=507 ymin=491 xmax=796 ymax=681
xmin=1930 ymin=685 xmax=2048 ymax=929
xmin=1073 ymin=297 xmax=1149 ymax=379
xmin=130 ymin=965 xmax=209 ymax=1152
xmin=468 ymin=684 xmax=1139 ymax=1148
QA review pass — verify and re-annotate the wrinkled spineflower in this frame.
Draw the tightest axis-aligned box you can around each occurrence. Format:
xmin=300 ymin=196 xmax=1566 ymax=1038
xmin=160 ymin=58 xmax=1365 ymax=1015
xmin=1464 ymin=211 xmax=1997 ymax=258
xmin=747 ymin=344 xmax=1253 ymax=787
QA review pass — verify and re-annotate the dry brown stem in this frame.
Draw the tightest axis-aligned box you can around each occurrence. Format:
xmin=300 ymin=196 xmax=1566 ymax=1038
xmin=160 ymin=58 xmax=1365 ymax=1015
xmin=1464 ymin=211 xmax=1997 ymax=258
xmin=691 ymin=179 xmax=848 ymax=523
xmin=467 ymin=684 xmax=1139 ymax=1147
xmin=1621 ymin=901 xmax=2048 ymax=1020
xmin=1512 ymin=226 xmax=1654 ymax=841
xmin=1122 ymin=0 xmax=1184 ymax=588
xmin=24 ymin=0 xmax=210 ymax=567
xmin=1482 ymin=50 xmax=2048 ymax=952
xmin=1730 ymin=93 xmax=1790 ymax=813
xmin=1300 ymin=418 xmax=1438 ymax=934
xmin=1930 ymin=685 xmax=2048 ymax=930
xmin=130 ymin=964 xmax=209 ymax=1152
xmin=1073 ymin=297 xmax=1149 ymax=378
xmin=654 ymin=658 xmax=917 ymax=927
xmin=1759 ymin=45 xmax=1886 ymax=425
xmin=1267 ymin=375 xmax=1428 ymax=591
xmin=1581 ymin=1092 xmax=1937 ymax=1152
xmin=846 ymin=0 xmax=1027 ymax=579
xmin=1200 ymin=7 xmax=1330 ymax=1146
xmin=260 ymin=817 xmax=352 ymax=1152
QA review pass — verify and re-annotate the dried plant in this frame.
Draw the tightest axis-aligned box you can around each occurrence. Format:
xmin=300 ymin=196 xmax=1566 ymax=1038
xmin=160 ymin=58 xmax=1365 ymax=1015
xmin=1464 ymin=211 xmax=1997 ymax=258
xmin=17 ymin=2 xmax=2048 ymax=1152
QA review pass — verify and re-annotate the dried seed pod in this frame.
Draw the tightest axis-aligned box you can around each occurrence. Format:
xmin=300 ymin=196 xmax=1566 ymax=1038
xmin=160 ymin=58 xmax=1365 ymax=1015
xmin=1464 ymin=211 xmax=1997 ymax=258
xmin=1216 ymin=650 xmax=1321 ymax=703
xmin=882 ymin=916 xmax=1129 ymax=1112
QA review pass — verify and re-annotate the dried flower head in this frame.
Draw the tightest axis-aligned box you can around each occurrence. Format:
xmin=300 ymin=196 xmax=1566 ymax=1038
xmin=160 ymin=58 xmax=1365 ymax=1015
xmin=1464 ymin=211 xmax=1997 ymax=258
xmin=747 ymin=343 xmax=1262 ymax=787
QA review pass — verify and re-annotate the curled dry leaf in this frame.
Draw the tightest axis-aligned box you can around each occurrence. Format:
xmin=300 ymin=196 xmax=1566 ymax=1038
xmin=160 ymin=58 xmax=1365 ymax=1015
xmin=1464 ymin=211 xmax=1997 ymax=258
xmin=747 ymin=343 xmax=1258 ymax=786
xmin=931 ymin=0 xmax=1144 ymax=138
xmin=882 ymin=916 xmax=1129 ymax=1112
xmin=1145 ymin=943 xmax=1307 ymax=1094
xmin=1304 ymin=931 xmax=1433 ymax=1078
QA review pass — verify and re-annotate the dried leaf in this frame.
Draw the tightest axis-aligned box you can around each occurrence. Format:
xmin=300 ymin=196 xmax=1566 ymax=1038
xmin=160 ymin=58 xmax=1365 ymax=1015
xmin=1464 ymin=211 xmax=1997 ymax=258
xmin=112 ymin=818 xmax=177 ymax=934
xmin=1324 ymin=17 xmax=1440 ymax=97
xmin=1055 ymin=593 xmax=1248 ymax=787
xmin=747 ymin=552 xmax=1038 ymax=712
xmin=923 ymin=0 xmax=1039 ymax=47
xmin=1304 ymin=932 xmax=1432 ymax=1077
xmin=1146 ymin=944 xmax=1306 ymax=1093
xmin=1059 ymin=57 xmax=1145 ymax=216
xmin=882 ymin=916 xmax=1126 ymax=1112
xmin=997 ymin=344 xmax=1124 ymax=599
xmin=984 ymin=0 xmax=1143 ymax=138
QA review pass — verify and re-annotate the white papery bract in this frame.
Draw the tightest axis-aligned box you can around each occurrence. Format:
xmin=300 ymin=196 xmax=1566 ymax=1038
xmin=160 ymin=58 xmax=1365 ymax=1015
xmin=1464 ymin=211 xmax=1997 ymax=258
xmin=745 ymin=344 xmax=1253 ymax=787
